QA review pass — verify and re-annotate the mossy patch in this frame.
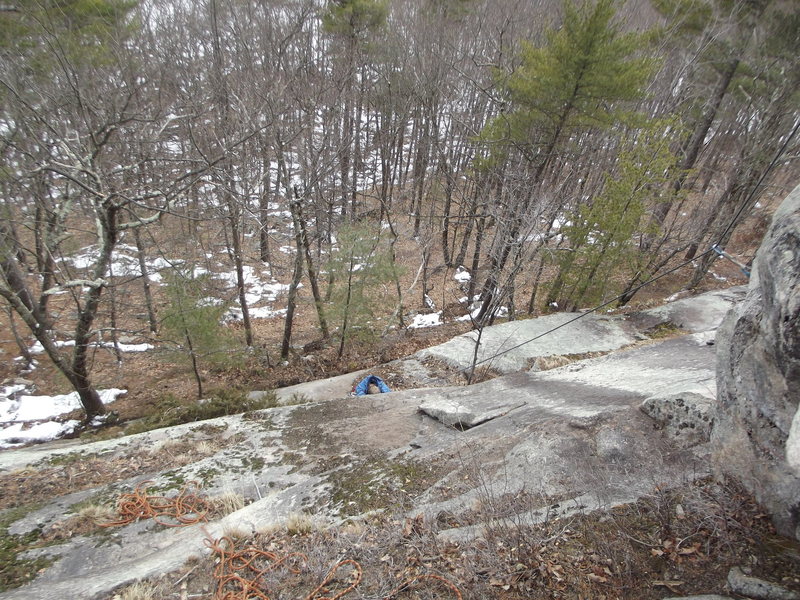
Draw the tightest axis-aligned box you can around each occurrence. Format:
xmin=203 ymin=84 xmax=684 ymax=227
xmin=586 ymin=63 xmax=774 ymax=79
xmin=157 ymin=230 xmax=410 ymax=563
xmin=125 ymin=390 xmax=280 ymax=435
xmin=37 ymin=450 xmax=97 ymax=467
xmin=326 ymin=456 xmax=440 ymax=517
xmin=0 ymin=504 xmax=53 ymax=592
xmin=645 ymin=321 xmax=685 ymax=339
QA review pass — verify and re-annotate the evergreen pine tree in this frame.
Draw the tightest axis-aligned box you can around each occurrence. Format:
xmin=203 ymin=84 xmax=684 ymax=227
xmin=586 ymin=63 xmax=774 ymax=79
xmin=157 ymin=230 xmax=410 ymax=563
xmin=325 ymin=225 xmax=397 ymax=358
xmin=547 ymin=119 xmax=688 ymax=309
xmin=483 ymin=0 xmax=655 ymax=176
xmin=161 ymin=269 xmax=235 ymax=399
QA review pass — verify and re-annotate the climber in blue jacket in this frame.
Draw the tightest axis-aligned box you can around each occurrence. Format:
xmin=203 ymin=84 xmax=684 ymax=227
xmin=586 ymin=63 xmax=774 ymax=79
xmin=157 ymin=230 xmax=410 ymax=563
xmin=352 ymin=374 xmax=391 ymax=396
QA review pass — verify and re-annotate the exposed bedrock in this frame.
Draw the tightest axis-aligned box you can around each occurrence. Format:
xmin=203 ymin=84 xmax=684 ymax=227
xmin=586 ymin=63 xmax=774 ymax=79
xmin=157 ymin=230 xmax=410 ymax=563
xmin=713 ymin=184 xmax=800 ymax=540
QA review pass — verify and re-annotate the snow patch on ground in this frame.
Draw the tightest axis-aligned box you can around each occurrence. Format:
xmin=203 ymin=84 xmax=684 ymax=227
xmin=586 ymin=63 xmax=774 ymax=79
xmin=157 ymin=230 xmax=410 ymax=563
xmin=227 ymin=306 xmax=288 ymax=321
xmin=0 ymin=386 xmax=126 ymax=449
xmin=214 ymin=266 xmax=291 ymax=322
xmin=0 ymin=420 xmax=81 ymax=448
xmin=29 ymin=340 xmax=153 ymax=354
xmin=409 ymin=312 xmax=443 ymax=329
xmin=454 ymin=266 xmax=471 ymax=283
xmin=65 ymin=244 xmax=172 ymax=282
xmin=461 ymin=300 xmax=509 ymax=321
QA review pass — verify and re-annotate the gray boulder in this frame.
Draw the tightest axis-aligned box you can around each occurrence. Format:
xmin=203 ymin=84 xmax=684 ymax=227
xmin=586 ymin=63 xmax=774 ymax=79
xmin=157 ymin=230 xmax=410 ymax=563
xmin=640 ymin=388 xmax=715 ymax=448
xmin=713 ymin=184 xmax=800 ymax=540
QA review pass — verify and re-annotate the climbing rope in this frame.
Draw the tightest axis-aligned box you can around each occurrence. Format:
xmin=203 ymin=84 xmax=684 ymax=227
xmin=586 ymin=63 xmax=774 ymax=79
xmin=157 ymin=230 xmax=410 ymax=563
xmin=205 ymin=535 xmax=463 ymax=600
xmin=101 ymin=480 xmax=209 ymax=528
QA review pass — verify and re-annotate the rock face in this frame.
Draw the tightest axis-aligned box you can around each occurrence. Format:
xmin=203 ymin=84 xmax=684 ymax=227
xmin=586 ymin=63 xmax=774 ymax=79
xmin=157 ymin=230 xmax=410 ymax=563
xmin=713 ymin=184 xmax=800 ymax=540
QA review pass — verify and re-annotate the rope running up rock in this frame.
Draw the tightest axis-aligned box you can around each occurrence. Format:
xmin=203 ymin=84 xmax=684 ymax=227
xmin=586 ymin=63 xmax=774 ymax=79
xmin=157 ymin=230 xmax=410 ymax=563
xmin=206 ymin=535 xmax=463 ymax=600
xmin=101 ymin=480 xmax=209 ymax=528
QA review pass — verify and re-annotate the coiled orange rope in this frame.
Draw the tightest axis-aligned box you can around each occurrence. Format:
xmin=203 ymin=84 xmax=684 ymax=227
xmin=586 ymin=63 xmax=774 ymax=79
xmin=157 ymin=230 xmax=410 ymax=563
xmin=101 ymin=480 xmax=209 ymax=528
xmin=205 ymin=535 xmax=462 ymax=600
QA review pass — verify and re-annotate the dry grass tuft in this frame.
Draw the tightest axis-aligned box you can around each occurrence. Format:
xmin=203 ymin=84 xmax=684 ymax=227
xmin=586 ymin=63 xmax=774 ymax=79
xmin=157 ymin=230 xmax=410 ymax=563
xmin=43 ymin=504 xmax=117 ymax=541
xmin=112 ymin=580 xmax=159 ymax=600
xmin=531 ymin=355 xmax=573 ymax=371
xmin=221 ymin=524 xmax=251 ymax=540
xmin=76 ymin=503 xmax=118 ymax=526
xmin=194 ymin=440 xmax=218 ymax=456
xmin=209 ymin=491 xmax=245 ymax=516
xmin=286 ymin=512 xmax=314 ymax=536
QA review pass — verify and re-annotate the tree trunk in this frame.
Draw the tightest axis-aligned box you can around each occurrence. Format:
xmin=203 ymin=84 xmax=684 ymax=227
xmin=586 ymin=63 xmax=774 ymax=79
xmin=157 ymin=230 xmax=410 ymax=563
xmin=259 ymin=158 xmax=272 ymax=265
xmin=133 ymin=228 xmax=158 ymax=334
xmin=440 ymin=158 xmax=455 ymax=267
xmin=290 ymin=190 xmax=329 ymax=339
xmin=337 ymin=252 xmax=357 ymax=359
xmin=228 ymin=195 xmax=254 ymax=347
xmin=185 ymin=329 xmax=203 ymax=399
xmin=5 ymin=305 xmax=33 ymax=368
xmin=467 ymin=215 xmax=486 ymax=303
xmin=68 ymin=205 xmax=118 ymax=419
xmin=281 ymin=240 xmax=304 ymax=361
xmin=647 ymin=58 xmax=740 ymax=243
xmin=107 ymin=262 xmax=123 ymax=365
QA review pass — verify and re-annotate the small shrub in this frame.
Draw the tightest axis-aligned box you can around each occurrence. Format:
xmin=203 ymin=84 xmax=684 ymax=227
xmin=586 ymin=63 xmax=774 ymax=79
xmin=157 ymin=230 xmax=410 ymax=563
xmin=285 ymin=392 xmax=312 ymax=406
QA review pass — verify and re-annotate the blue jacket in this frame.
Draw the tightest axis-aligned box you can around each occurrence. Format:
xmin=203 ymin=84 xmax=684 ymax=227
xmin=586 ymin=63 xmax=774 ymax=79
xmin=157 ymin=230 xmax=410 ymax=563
xmin=354 ymin=375 xmax=391 ymax=396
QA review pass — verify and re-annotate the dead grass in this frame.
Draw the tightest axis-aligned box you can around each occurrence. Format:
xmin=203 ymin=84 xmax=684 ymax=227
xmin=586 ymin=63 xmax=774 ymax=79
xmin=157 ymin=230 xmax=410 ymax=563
xmin=208 ymin=491 xmax=245 ymax=517
xmin=111 ymin=580 xmax=163 ymax=600
xmin=42 ymin=504 xmax=117 ymax=542
xmin=93 ymin=476 xmax=800 ymax=600
xmin=286 ymin=512 xmax=315 ymax=536
xmin=0 ymin=432 xmax=233 ymax=511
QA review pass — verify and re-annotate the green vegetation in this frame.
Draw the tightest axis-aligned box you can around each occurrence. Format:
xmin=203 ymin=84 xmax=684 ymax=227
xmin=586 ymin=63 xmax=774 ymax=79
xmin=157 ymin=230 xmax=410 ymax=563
xmin=645 ymin=321 xmax=685 ymax=339
xmin=327 ymin=457 xmax=433 ymax=517
xmin=194 ymin=467 xmax=220 ymax=487
xmin=161 ymin=268 xmax=237 ymax=399
xmin=285 ymin=392 xmax=312 ymax=406
xmin=0 ymin=0 xmax=136 ymax=65
xmin=325 ymin=225 xmax=400 ymax=358
xmin=322 ymin=0 xmax=388 ymax=40
xmin=124 ymin=389 xmax=279 ymax=435
xmin=546 ymin=119 xmax=687 ymax=309
xmin=0 ymin=504 xmax=52 ymax=592
xmin=38 ymin=450 xmax=95 ymax=467
xmin=481 ymin=0 xmax=655 ymax=168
